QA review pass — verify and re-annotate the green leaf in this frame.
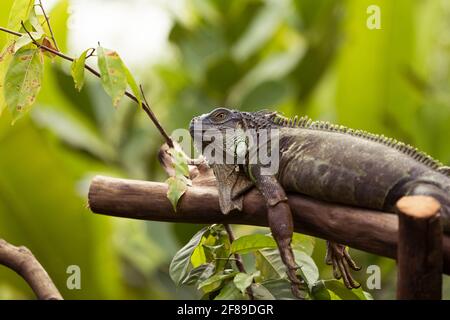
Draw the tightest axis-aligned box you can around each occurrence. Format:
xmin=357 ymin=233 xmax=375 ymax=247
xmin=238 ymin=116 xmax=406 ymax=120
xmin=260 ymin=279 xmax=303 ymax=300
xmin=0 ymin=44 xmax=15 ymax=115
xmin=213 ymin=281 xmax=244 ymax=300
xmin=294 ymin=250 xmax=319 ymax=288
xmin=190 ymin=242 xmax=207 ymax=268
xmin=291 ymin=234 xmax=315 ymax=256
xmin=181 ymin=263 xmax=215 ymax=286
xmin=7 ymin=0 xmax=34 ymax=40
xmin=12 ymin=35 xmax=31 ymax=53
xmin=165 ymin=148 xmax=190 ymax=210
xmin=230 ymin=234 xmax=277 ymax=254
xmin=13 ymin=32 xmax=43 ymax=53
xmin=169 ymin=226 xmax=209 ymax=286
xmin=166 ymin=175 xmax=187 ymax=212
xmin=9 ymin=8 xmax=46 ymax=53
xmin=124 ymin=66 xmax=142 ymax=108
xmin=198 ymin=271 xmax=237 ymax=293
xmin=233 ymin=271 xmax=260 ymax=294
xmin=254 ymin=249 xmax=286 ymax=280
xmin=96 ymin=46 xmax=127 ymax=107
xmin=168 ymin=148 xmax=190 ymax=177
xmin=310 ymin=281 xmax=333 ymax=300
xmin=254 ymin=247 xmax=319 ymax=291
xmin=28 ymin=9 xmax=45 ymax=35
xmin=319 ymin=279 xmax=370 ymax=300
xmin=4 ymin=48 xmax=44 ymax=122
xmin=70 ymin=49 xmax=89 ymax=91
xmin=311 ymin=280 xmax=371 ymax=300
xmin=250 ymin=283 xmax=276 ymax=300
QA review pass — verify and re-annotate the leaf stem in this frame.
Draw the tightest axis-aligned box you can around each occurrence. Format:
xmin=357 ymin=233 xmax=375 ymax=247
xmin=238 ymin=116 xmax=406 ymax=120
xmin=36 ymin=0 xmax=59 ymax=51
xmin=224 ymin=224 xmax=254 ymax=300
xmin=21 ymin=21 xmax=39 ymax=46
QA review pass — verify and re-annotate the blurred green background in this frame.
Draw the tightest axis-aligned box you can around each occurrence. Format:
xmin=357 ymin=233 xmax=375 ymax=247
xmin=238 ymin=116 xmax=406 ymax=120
xmin=0 ymin=0 xmax=449 ymax=299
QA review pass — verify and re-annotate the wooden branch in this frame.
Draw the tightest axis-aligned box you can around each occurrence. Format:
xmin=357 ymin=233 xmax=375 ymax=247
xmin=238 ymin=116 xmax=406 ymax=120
xmin=396 ymin=196 xmax=442 ymax=299
xmin=0 ymin=239 xmax=62 ymax=300
xmin=88 ymin=175 xmax=450 ymax=275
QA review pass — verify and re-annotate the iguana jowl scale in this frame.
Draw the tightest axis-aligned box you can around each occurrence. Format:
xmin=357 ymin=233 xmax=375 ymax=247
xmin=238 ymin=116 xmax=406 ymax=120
xmin=189 ymin=108 xmax=450 ymax=298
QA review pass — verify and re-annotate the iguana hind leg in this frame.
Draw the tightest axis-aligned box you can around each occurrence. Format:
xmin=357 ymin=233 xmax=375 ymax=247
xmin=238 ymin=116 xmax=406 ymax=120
xmin=267 ymin=201 xmax=304 ymax=298
xmin=325 ymin=241 xmax=361 ymax=289
xmin=249 ymin=166 xmax=304 ymax=298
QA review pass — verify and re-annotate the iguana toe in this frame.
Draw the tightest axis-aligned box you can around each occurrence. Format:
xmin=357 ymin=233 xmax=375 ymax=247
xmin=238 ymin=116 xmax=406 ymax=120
xmin=326 ymin=241 xmax=361 ymax=289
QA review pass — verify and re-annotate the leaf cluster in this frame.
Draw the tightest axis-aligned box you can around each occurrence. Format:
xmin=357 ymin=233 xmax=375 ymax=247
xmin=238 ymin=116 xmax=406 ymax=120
xmin=170 ymin=225 xmax=372 ymax=300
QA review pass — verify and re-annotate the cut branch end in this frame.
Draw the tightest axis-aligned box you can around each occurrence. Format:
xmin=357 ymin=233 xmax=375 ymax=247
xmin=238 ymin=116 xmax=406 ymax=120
xmin=396 ymin=195 xmax=441 ymax=219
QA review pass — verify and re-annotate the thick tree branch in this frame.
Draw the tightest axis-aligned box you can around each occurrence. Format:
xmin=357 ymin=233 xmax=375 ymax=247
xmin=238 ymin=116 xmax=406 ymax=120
xmin=0 ymin=239 xmax=62 ymax=300
xmin=88 ymin=175 xmax=450 ymax=275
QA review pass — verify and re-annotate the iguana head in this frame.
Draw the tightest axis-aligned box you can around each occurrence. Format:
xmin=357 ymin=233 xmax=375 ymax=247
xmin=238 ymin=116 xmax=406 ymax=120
xmin=189 ymin=107 xmax=280 ymax=163
xmin=189 ymin=107 xmax=277 ymax=136
xmin=189 ymin=107 xmax=257 ymax=214
xmin=189 ymin=108 xmax=245 ymax=158
xmin=189 ymin=108 xmax=242 ymax=136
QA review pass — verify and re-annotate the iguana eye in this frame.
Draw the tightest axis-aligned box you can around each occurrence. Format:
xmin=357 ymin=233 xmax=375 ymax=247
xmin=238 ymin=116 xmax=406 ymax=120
xmin=214 ymin=112 xmax=226 ymax=121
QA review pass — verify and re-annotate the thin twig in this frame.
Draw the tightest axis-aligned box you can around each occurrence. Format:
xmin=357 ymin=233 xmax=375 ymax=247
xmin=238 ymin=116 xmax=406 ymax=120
xmin=0 ymin=26 xmax=21 ymax=38
xmin=36 ymin=0 xmax=59 ymax=51
xmin=214 ymin=257 xmax=238 ymax=261
xmin=224 ymin=224 xmax=254 ymax=300
xmin=85 ymin=47 xmax=96 ymax=59
xmin=21 ymin=21 xmax=39 ymax=46
xmin=0 ymin=239 xmax=63 ymax=300
xmin=0 ymin=25 xmax=174 ymax=148
xmin=140 ymin=85 xmax=174 ymax=148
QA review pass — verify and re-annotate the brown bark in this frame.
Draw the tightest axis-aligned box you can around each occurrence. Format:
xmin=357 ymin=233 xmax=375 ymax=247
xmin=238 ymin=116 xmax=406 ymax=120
xmin=88 ymin=175 xmax=450 ymax=275
xmin=396 ymin=196 xmax=442 ymax=299
xmin=0 ymin=239 xmax=63 ymax=300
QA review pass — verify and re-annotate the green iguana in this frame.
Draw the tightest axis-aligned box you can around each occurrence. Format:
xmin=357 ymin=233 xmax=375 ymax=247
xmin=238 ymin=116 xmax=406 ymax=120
xmin=189 ymin=107 xmax=450 ymax=298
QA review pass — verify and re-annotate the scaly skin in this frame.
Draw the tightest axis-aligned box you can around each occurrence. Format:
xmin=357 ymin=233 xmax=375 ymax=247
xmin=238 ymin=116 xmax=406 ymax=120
xmin=189 ymin=107 xmax=450 ymax=297
xmin=277 ymin=127 xmax=450 ymax=224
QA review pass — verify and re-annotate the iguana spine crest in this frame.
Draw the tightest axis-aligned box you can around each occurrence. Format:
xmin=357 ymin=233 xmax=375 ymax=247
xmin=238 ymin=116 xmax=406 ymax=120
xmin=255 ymin=112 xmax=446 ymax=173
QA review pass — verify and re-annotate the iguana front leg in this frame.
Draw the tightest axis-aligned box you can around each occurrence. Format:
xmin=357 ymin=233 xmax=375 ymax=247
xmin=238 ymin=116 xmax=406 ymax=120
xmin=325 ymin=242 xmax=361 ymax=289
xmin=249 ymin=165 xmax=303 ymax=298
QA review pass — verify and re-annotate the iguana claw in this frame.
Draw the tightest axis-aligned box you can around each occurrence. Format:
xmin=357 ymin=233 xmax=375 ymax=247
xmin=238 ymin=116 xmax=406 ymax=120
xmin=325 ymin=241 xmax=361 ymax=289
xmin=283 ymin=251 xmax=304 ymax=299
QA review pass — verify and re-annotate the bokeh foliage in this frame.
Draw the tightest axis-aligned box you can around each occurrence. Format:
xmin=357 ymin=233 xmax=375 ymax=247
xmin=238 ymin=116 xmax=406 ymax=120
xmin=0 ymin=0 xmax=449 ymax=299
